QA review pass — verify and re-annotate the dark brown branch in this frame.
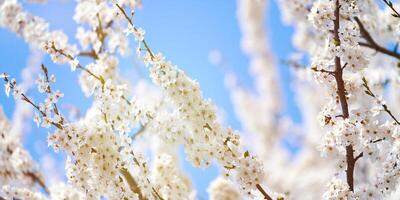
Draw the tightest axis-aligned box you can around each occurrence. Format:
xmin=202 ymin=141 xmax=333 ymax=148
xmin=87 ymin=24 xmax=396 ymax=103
xmin=382 ymin=104 xmax=400 ymax=125
xmin=333 ymin=0 xmax=361 ymax=192
xmin=24 ymin=171 xmax=49 ymax=194
xmin=354 ymin=17 xmax=400 ymax=60
xmin=311 ymin=67 xmax=335 ymax=75
xmin=333 ymin=1 xmax=349 ymax=119
xmin=345 ymin=145 xmax=360 ymax=191
xmin=256 ymin=184 xmax=273 ymax=200
xmin=383 ymin=0 xmax=400 ymax=18
xmin=355 ymin=152 xmax=363 ymax=162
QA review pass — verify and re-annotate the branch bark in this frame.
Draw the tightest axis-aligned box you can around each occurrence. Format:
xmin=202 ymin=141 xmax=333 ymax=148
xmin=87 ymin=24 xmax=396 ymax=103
xmin=119 ymin=168 xmax=146 ymax=200
xmin=256 ymin=184 xmax=273 ymax=200
xmin=79 ymin=50 xmax=99 ymax=59
xmin=333 ymin=0 xmax=362 ymax=192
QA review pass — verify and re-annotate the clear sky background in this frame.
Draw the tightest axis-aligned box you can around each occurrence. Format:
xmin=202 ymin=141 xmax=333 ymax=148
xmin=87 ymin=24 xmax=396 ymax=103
xmin=0 ymin=0 xmax=299 ymax=198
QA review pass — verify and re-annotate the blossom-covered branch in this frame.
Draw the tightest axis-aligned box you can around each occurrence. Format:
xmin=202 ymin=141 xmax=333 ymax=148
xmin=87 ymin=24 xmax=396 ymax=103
xmin=354 ymin=17 xmax=400 ymax=60
xmin=332 ymin=0 xmax=361 ymax=192
xmin=362 ymin=77 xmax=400 ymax=125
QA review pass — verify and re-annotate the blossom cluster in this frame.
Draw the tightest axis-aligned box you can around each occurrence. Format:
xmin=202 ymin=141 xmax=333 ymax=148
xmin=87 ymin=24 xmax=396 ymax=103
xmin=3 ymin=0 xmax=400 ymax=200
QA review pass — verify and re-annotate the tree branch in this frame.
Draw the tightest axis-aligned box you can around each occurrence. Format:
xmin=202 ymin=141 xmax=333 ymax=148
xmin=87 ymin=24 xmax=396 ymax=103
xmin=115 ymin=3 xmax=155 ymax=60
xmin=120 ymin=168 xmax=146 ymax=200
xmin=256 ymin=184 xmax=273 ymax=200
xmin=362 ymin=77 xmax=400 ymax=125
xmin=2 ymin=76 xmax=63 ymax=129
xmin=354 ymin=17 xmax=400 ymax=60
xmin=24 ymin=171 xmax=49 ymax=194
xmin=355 ymin=152 xmax=363 ymax=162
xmin=79 ymin=50 xmax=99 ymax=59
xmin=383 ymin=0 xmax=400 ymax=18
xmin=333 ymin=0 xmax=361 ymax=192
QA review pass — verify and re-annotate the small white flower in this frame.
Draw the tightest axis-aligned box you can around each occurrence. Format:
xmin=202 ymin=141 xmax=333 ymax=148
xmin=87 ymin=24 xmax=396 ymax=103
xmin=136 ymin=44 xmax=141 ymax=57
xmin=124 ymin=25 xmax=135 ymax=36
xmin=41 ymin=117 xmax=51 ymax=128
xmin=33 ymin=112 xmax=41 ymax=127
xmin=49 ymin=74 xmax=56 ymax=83
xmin=133 ymin=27 xmax=145 ymax=42
xmin=36 ymin=74 xmax=48 ymax=93
xmin=52 ymin=114 xmax=62 ymax=124
xmin=0 ymin=72 xmax=8 ymax=79
xmin=69 ymin=58 xmax=79 ymax=71
xmin=4 ymin=82 xmax=11 ymax=97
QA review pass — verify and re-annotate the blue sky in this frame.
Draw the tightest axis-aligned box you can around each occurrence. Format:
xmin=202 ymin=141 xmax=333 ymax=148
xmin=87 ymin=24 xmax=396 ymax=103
xmin=0 ymin=0 xmax=298 ymax=198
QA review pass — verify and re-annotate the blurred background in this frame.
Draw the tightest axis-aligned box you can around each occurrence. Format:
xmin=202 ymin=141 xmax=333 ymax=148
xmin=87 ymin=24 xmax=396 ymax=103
xmin=0 ymin=0 xmax=298 ymax=198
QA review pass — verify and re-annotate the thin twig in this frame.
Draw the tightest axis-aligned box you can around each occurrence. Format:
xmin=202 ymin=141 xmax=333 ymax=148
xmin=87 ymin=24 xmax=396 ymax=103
xmin=311 ymin=67 xmax=335 ymax=75
xmin=354 ymin=152 xmax=363 ymax=162
xmin=115 ymin=3 xmax=155 ymax=59
xmin=372 ymin=138 xmax=385 ymax=143
xmin=41 ymin=64 xmax=61 ymax=117
xmin=256 ymin=184 xmax=273 ymax=200
xmin=49 ymin=44 xmax=105 ymax=85
xmin=362 ymin=77 xmax=400 ymax=125
xmin=2 ymin=76 xmax=63 ymax=129
xmin=383 ymin=0 xmax=400 ymax=18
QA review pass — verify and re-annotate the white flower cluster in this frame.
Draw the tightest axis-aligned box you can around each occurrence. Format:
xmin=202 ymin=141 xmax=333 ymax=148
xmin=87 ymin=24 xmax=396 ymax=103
xmin=207 ymin=176 xmax=241 ymax=200
xmin=309 ymin=0 xmax=336 ymax=31
xmin=278 ymin=0 xmax=314 ymax=24
xmin=74 ymin=0 xmax=138 ymax=56
xmin=5 ymin=0 xmax=400 ymax=199
xmin=49 ymin=123 xmax=137 ymax=200
xmin=375 ymin=140 xmax=400 ymax=196
xmin=0 ymin=0 xmax=77 ymax=66
xmin=0 ymin=105 xmax=89 ymax=200
xmin=48 ymin=183 xmax=85 ymax=200
xmin=152 ymin=153 xmax=195 ymax=200
xmin=322 ymin=178 xmax=356 ymax=200
xmin=302 ymin=0 xmax=400 ymax=198
xmin=94 ymin=80 xmax=142 ymax=134
xmin=0 ymin=0 xmax=275 ymax=199
xmin=138 ymin=48 xmax=264 ymax=196
xmin=2 ymin=185 xmax=47 ymax=200
xmin=231 ymin=0 xmax=282 ymax=158
xmin=0 ymin=108 xmax=41 ymax=189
